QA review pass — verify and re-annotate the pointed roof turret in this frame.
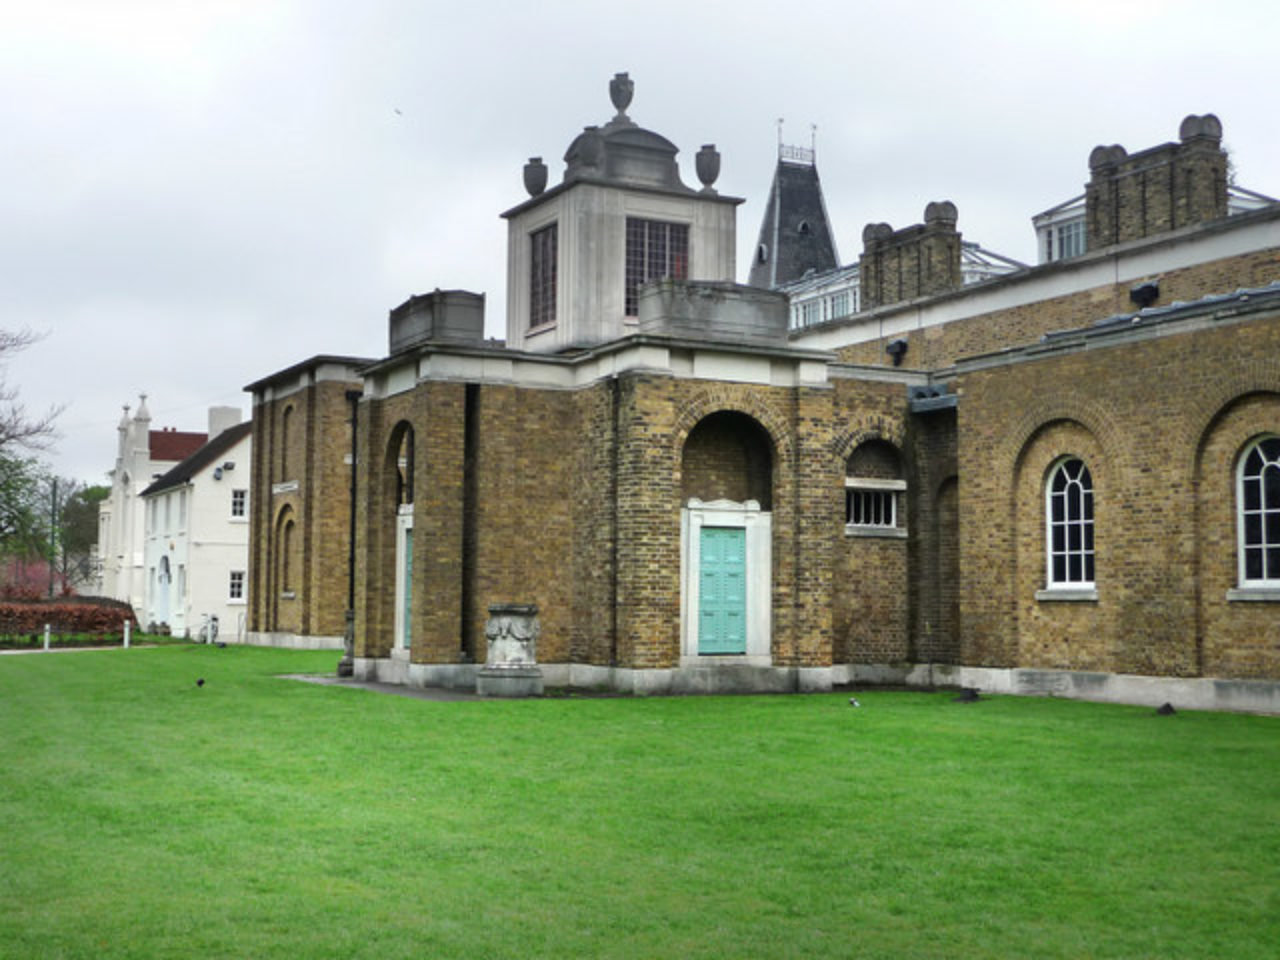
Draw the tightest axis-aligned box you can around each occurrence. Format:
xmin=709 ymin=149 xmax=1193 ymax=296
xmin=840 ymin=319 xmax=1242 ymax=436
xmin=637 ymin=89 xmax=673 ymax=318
xmin=748 ymin=138 xmax=839 ymax=289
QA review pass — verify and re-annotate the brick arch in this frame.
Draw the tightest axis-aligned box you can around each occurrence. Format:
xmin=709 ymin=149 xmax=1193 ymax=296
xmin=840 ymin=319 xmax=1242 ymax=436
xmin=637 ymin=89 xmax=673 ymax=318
xmin=1187 ymin=359 xmax=1280 ymax=476
xmin=831 ymin=416 xmax=907 ymax=464
xmin=672 ymin=389 xmax=793 ymax=468
xmin=384 ymin=419 xmax=416 ymax=508
xmin=1001 ymin=391 xmax=1128 ymax=481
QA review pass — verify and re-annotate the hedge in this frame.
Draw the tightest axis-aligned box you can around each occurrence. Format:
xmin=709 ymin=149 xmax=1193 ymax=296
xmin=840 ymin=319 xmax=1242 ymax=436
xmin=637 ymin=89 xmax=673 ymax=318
xmin=0 ymin=597 xmax=138 ymax=637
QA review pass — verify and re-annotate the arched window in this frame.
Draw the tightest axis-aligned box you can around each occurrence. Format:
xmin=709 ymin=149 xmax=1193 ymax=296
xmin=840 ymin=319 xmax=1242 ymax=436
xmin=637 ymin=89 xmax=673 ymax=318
xmin=1046 ymin=458 xmax=1094 ymax=587
xmin=1238 ymin=436 xmax=1280 ymax=586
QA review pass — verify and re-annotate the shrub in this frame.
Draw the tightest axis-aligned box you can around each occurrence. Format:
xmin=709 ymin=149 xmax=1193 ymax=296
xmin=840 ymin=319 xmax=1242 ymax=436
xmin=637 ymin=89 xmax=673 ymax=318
xmin=0 ymin=597 xmax=137 ymax=637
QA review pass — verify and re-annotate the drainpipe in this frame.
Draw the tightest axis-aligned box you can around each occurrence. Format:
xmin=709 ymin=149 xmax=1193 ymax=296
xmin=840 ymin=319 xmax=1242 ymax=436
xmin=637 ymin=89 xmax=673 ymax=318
xmin=338 ymin=388 xmax=361 ymax=677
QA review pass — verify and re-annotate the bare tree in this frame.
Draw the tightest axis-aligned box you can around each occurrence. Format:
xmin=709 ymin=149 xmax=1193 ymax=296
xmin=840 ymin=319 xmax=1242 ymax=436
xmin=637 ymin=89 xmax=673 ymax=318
xmin=0 ymin=328 xmax=61 ymax=452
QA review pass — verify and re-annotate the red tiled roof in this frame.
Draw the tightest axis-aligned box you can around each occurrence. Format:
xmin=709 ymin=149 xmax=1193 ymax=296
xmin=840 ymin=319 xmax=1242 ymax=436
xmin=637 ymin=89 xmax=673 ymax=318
xmin=149 ymin=429 xmax=207 ymax=463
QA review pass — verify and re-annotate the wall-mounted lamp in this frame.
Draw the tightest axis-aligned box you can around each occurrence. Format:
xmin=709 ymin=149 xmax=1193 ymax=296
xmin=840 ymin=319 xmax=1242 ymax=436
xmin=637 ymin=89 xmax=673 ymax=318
xmin=886 ymin=338 xmax=909 ymax=367
xmin=1130 ymin=281 xmax=1159 ymax=309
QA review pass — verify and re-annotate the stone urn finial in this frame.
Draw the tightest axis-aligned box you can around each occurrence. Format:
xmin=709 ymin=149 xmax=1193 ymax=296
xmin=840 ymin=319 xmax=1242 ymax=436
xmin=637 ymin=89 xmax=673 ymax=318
xmin=610 ymin=71 xmax=634 ymax=122
xmin=696 ymin=144 xmax=720 ymax=193
xmin=578 ymin=126 xmax=603 ymax=168
xmin=523 ymin=157 xmax=548 ymax=197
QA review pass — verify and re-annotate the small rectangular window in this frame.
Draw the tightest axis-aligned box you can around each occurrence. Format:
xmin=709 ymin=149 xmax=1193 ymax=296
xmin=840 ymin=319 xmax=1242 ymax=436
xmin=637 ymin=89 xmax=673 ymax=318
xmin=231 ymin=489 xmax=247 ymax=518
xmin=1058 ymin=220 xmax=1086 ymax=259
xmin=229 ymin=570 xmax=245 ymax=601
xmin=846 ymin=489 xmax=896 ymax=527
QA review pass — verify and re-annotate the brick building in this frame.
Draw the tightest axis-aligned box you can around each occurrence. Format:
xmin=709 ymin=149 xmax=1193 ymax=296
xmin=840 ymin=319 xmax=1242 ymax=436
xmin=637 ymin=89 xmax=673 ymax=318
xmin=248 ymin=77 xmax=1280 ymax=710
xmin=244 ymin=356 xmax=371 ymax=649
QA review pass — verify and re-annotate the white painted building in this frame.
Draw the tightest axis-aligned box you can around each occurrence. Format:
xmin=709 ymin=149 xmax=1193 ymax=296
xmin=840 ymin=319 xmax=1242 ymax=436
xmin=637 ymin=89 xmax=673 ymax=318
xmin=96 ymin=396 xmax=207 ymax=612
xmin=140 ymin=409 xmax=251 ymax=640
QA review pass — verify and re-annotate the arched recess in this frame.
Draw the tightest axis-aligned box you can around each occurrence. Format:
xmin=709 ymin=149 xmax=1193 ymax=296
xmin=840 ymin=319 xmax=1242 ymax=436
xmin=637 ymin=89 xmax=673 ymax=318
xmin=1008 ymin=418 xmax=1110 ymax=670
xmin=383 ymin=421 xmax=415 ymax=656
xmin=834 ymin=436 xmax=909 ymax=664
xmin=271 ymin=504 xmax=299 ymax=633
xmin=679 ymin=410 xmax=774 ymax=663
xmin=1192 ymin=391 xmax=1280 ymax=678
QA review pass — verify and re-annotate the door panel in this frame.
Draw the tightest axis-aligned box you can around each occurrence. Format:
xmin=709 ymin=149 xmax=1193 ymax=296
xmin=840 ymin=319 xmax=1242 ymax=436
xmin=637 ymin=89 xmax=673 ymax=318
xmin=699 ymin=526 xmax=746 ymax=654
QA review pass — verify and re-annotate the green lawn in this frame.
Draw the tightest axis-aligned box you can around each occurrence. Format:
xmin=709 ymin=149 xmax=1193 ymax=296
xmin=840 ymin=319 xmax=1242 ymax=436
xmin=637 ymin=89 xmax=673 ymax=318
xmin=1 ymin=647 xmax=1277 ymax=959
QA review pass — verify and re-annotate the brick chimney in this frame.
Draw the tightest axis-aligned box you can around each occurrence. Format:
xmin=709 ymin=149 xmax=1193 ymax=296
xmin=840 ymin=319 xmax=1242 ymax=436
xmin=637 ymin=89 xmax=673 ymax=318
xmin=859 ymin=201 xmax=962 ymax=310
xmin=1085 ymin=114 xmax=1228 ymax=250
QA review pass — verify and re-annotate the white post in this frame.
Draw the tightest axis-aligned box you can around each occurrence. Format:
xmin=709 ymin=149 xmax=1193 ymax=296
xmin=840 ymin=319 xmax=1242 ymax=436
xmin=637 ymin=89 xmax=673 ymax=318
xmin=123 ymin=620 xmax=131 ymax=649
xmin=43 ymin=623 xmax=50 ymax=651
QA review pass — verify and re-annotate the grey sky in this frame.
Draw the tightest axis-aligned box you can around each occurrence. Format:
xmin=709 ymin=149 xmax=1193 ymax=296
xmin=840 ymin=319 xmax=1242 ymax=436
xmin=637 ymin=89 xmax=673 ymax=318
xmin=5 ymin=0 xmax=1278 ymax=484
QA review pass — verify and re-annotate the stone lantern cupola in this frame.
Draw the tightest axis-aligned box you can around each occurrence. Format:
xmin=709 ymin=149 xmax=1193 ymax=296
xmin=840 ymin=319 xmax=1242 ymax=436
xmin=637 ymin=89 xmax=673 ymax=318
xmin=502 ymin=73 xmax=743 ymax=352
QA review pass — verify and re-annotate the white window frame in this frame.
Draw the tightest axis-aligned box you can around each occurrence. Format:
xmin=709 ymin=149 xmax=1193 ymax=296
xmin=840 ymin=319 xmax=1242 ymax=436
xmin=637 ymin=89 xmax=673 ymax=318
xmin=844 ymin=477 xmax=907 ymax=539
xmin=1232 ymin=435 xmax=1280 ymax=597
xmin=228 ymin=570 xmax=246 ymax=603
xmin=1039 ymin=457 xmax=1097 ymax=600
xmin=231 ymin=488 xmax=248 ymax=519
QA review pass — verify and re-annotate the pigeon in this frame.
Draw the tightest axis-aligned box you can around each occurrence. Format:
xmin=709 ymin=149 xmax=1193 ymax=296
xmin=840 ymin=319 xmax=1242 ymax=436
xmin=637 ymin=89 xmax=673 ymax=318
xmin=1156 ymin=702 xmax=1176 ymax=716
xmin=216 ymin=642 xmax=226 ymax=649
xmin=196 ymin=678 xmax=205 ymax=688
xmin=953 ymin=687 xmax=980 ymax=703
xmin=848 ymin=697 xmax=860 ymax=707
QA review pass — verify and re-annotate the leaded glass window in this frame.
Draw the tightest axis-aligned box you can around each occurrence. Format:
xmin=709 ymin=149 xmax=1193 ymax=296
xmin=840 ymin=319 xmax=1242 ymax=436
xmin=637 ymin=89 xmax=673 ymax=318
xmin=625 ymin=218 xmax=688 ymax=316
xmin=529 ymin=223 xmax=557 ymax=329
xmin=1047 ymin=458 xmax=1094 ymax=586
xmin=1239 ymin=436 xmax=1280 ymax=585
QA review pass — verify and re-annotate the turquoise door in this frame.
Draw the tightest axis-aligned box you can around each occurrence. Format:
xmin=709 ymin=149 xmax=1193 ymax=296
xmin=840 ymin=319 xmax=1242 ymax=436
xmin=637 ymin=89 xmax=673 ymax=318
xmin=401 ymin=532 xmax=413 ymax=649
xmin=699 ymin=526 xmax=747 ymax=654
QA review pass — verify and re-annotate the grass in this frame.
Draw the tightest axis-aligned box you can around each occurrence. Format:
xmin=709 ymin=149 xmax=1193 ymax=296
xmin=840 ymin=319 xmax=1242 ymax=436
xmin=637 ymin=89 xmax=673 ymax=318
xmin=1 ymin=646 xmax=1277 ymax=960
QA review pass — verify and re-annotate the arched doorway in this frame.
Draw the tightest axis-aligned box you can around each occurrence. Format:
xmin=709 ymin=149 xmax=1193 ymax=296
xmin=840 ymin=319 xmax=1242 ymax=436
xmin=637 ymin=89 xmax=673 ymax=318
xmin=157 ymin=555 xmax=171 ymax=627
xmin=679 ymin=411 xmax=774 ymax=662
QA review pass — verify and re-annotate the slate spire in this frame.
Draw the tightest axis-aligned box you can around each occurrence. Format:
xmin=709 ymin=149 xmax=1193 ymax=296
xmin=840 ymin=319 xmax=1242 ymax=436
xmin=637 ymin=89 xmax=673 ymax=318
xmin=748 ymin=139 xmax=839 ymax=289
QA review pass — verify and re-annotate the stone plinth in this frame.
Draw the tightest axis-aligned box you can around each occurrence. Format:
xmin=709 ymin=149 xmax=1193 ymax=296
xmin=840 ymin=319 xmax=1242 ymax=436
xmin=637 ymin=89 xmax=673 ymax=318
xmin=476 ymin=603 xmax=544 ymax=697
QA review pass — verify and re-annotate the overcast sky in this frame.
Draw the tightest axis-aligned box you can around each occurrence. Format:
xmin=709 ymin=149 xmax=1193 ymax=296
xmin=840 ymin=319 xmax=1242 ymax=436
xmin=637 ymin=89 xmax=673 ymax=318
xmin=5 ymin=0 xmax=1278 ymax=485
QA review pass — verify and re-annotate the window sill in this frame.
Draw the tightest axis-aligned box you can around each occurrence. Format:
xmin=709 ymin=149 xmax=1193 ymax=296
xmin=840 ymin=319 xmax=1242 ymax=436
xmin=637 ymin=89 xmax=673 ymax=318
xmin=526 ymin=322 xmax=556 ymax=337
xmin=1226 ymin=587 xmax=1280 ymax=603
xmin=227 ymin=599 xmax=246 ymax=606
xmin=229 ymin=517 xmax=248 ymax=524
xmin=1035 ymin=587 xmax=1098 ymax=602
xmin=845 ymin=524 xmax=908 ymax=539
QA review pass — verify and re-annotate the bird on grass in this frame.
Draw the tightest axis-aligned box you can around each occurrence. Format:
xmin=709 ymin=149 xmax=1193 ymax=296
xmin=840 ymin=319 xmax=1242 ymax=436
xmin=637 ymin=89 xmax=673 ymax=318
xmin=196 ymin=678 xmax=205 ymax=688
xmin=1156 ymin=702 xmax=1176 ymax=716
xmin=848 ymin=697 xmax=861 ymax=707
xmin=953 ymin=687 xmax=981 ymax=703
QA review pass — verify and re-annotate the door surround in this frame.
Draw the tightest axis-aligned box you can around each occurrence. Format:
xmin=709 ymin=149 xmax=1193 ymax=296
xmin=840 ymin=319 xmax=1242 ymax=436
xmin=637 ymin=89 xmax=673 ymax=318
xmin=680 ymin=498 xmax=771 ymax=666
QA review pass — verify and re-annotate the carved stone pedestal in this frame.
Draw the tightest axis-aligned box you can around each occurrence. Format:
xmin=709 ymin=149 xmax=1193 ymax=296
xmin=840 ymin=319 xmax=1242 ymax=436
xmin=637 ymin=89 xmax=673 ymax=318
xmin=476 ymin=603 xmax=543 ymax=697
xmin=337 ymin=609 xmax=355 ymax=677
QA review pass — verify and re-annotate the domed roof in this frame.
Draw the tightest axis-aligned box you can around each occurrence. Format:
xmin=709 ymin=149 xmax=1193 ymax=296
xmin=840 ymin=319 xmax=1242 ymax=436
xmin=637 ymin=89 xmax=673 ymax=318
xmin=560 ymin=73 xmax=694 ymax=193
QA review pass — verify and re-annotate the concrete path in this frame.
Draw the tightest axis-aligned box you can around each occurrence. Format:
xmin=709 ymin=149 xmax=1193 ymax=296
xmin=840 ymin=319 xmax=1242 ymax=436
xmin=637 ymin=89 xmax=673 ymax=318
xmin=281 ymin=673 xmax=485 ymax=701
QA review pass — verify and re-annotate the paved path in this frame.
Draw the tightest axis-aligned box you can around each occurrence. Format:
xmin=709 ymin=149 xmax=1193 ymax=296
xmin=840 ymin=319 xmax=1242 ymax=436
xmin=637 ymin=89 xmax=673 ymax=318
xmin=0 ymin=645 xmax=132 ymax=655
xmin=281 ymin=673 xmax=485 ymax=701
